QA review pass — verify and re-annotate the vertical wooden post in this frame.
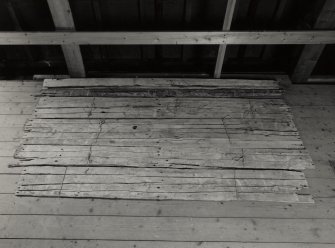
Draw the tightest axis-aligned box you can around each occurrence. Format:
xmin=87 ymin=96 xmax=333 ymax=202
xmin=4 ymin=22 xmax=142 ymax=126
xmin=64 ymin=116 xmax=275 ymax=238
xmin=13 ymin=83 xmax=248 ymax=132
xmin=47 ymin=0 xmax=86 ymax=77
xmin=213 ymin=0 xmax=237 ymax=78
xmin=291 ymin=0 xmax=335 ymax=83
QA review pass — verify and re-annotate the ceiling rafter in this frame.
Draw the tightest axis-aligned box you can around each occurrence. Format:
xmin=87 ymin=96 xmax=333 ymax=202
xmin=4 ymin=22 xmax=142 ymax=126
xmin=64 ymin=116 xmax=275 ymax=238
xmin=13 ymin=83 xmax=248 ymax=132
xmin=292 ymin=0 xmax=335 ymax=83
xmin=214 ymin=0 xmax=237 ymax=78
xmin=47 ymin=0 xmax=85 ymax=77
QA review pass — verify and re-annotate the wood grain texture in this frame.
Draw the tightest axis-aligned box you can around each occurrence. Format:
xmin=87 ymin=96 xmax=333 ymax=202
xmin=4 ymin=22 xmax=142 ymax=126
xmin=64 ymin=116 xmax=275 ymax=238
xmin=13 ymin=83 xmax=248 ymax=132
xmin=214 ymin=0 xmax=237 ymax=78
xmin=1 ymin=80 xmax=335 ymax=246
xmin=47 ymin=0 xmax=85 ymax=77
xmin=13 ymin=78 xmax=314 ymax=202
xmin=0 ymin=31 xmax=334 ymax=45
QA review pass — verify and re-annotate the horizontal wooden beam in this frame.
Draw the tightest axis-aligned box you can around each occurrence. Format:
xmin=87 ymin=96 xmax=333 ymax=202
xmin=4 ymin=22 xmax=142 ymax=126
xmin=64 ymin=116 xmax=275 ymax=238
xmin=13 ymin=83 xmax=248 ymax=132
xmin=0 ymin=31 xmax=334 ymax=45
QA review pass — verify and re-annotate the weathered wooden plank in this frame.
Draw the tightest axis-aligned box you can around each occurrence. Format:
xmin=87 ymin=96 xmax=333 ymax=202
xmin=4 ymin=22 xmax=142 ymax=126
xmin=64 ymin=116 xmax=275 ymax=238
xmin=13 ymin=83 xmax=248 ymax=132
xmin=41 ymin=88 xmax=283 ymax=98
xmin=16 ymin=165 xmax=309 ymax=202
xmin=22 ymin=131 xmax=300 ymax=143
xmin=12 ymin=79 xmax=314 ymax=202
xmin=16 ymin=148 xmax=309 ymax=162
xmin=14 ymin=146 xmax=312 ymax=170
xmin=25 ymin=118 xmax=297 ymax=132
xmin=43 ymin=78 xmax=279 ymax=89
xmin=39 ymin=96 xmax=287 ymax=105
xmin=21 ymin=166 xmax=305 ymax=179
xmin=20 ymin=137 xmax=304 ymax=150
xmin=17 ymin=145 xmax=311 ymax=157
xmin=25 ymin=124 xmax=298 ymax=134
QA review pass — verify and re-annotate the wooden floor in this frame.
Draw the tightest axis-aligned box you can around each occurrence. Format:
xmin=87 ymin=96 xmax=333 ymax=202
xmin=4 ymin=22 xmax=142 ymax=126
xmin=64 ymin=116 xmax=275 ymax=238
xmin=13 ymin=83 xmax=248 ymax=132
xmin=0 ymin=80 xmax=335 ymax=247
xmin=14 ymin=78 xmax=313 ymax=202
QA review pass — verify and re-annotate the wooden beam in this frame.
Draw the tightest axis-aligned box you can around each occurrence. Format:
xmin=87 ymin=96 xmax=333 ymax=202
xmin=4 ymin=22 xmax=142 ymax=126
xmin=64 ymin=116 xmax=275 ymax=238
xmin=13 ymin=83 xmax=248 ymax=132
xmin=307 ymin=75 xmax=335 ymax=84
xmin=291 ymin=0 xmax=335 ymax=83
xmin=0 ymin=31 xmax=334 ymax=45
xmin=214 ymin=0 xmax=236 ymax=78
xmin=47 ymin=0 xmax=85 ymax=78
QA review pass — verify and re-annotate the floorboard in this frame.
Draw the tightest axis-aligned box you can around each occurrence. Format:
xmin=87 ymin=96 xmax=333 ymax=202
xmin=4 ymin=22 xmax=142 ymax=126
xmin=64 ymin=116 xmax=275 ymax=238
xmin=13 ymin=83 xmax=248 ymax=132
xmin=0 ymin=80 xmax=334 ymax=246
xmin=14 ymin=79 xmax=313 ymax=202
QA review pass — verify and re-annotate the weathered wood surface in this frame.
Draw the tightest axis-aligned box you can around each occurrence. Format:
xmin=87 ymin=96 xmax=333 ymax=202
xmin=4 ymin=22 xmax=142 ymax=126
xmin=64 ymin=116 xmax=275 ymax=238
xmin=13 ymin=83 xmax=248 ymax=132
xmin=1 ymin=81 xmax=335 ymax=246
xmin=16 ymin=166 xmax=311 ymax=202
xmin=13 ymin=79 xmax=314 ymax=202
xmin=43 ymin=78 xmax=280 ymax=89
xmin=41 ymin=78 xmax=283 ymax=98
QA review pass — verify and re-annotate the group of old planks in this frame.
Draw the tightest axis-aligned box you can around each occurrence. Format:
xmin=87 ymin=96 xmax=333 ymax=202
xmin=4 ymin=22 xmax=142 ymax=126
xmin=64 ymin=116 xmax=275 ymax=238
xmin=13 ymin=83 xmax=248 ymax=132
xmin=13 ymin=78 xmax=314 ymax=202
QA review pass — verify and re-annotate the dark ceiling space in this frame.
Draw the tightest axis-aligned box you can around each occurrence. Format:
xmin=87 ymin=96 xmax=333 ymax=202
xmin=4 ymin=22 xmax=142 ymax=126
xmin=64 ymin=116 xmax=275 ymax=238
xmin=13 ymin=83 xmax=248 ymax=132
xmin=0 ymin=0 xmax=333 ymax=79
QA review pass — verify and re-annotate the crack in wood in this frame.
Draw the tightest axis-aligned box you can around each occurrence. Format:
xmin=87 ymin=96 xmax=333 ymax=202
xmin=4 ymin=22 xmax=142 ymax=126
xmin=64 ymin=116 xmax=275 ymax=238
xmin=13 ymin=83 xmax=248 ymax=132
xmin=14 ymin=79 xmax=314 ymax=202
xmin=87 ymin=119 xmax=105 ymax=165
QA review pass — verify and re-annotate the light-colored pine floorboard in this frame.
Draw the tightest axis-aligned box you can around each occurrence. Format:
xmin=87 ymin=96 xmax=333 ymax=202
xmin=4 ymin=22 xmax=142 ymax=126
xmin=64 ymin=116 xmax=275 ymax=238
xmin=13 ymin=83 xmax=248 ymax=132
xmin=0 ymin=81 xmax=334 ymax=247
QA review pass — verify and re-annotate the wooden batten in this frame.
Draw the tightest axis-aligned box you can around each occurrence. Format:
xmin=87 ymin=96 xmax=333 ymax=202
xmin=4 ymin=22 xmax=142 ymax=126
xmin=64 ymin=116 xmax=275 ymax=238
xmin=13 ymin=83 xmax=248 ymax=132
xmin=0 ymin=31 xmax=334 ymax=45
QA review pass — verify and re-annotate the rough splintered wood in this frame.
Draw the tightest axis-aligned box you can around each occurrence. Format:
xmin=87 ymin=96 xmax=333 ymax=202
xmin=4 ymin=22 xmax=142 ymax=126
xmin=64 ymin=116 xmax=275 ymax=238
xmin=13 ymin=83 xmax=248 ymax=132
xmin=41 ymin=78 xmax=283 ymax=98
xmin=14 ymin=78 xmax=314 ymax=202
